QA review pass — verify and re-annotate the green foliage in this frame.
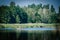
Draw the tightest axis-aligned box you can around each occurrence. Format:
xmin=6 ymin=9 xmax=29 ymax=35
xmin=35 ymin=12 xmax=41 ymax=23
xmin=28 ymin=3 xmax=36 ymax=8
xmin=59 ymin=6 xmax=60 ymax=14
xmin=0 ymin=2 xmax=28 ymax=23
xmin=37 ymin=4 xmax=42 ymax=9
xmin=0 ymin=6 xmax=10 ymax=23
xmin=10 ymin=2 xmax=15 ymax=7
xmin=51 ymin=5 xmax=55 ymax=12
xmin=43 ymin=4 xmax=49 ymax=9
xmin=0 ymin=2 xmax=58 ymax=23
xmin=50 ymin=12 xmax=57 ymax=23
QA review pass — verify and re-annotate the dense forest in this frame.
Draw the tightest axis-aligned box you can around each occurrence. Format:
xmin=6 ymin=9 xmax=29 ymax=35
xmin=0 ymin=2 xmax=60 ymax=24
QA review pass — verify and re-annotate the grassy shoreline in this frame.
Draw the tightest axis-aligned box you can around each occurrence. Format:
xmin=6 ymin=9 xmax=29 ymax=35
xmin=0 ymin=23 xmax=60 ymax=28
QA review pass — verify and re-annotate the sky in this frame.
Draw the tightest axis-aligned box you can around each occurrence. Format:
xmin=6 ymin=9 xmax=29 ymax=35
xmin=0 ymin=0 xmax=60 ymax=13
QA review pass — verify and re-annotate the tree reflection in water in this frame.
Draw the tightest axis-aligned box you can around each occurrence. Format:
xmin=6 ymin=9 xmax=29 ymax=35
xmin=0 ymin=28 xmax=60 ymax=40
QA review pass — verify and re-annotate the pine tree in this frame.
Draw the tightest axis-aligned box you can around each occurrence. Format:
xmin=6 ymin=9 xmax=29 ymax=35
xmin=51 ymin=5 xmax=55 ymax=12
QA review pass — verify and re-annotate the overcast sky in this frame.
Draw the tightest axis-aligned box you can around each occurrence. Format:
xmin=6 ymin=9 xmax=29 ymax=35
xmin=0 ymin=0 xmax=60 ymax=13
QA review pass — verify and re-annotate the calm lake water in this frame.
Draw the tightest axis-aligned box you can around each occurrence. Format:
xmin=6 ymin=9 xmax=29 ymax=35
xmin=0 ymin=28 xmax=60 ymax=40
xmin=0 ymin=28 xmax=56 ymax=31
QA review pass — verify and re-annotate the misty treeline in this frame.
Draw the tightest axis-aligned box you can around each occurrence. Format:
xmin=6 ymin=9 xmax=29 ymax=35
xmin=0 ymin=2 xmax=60 ymax=23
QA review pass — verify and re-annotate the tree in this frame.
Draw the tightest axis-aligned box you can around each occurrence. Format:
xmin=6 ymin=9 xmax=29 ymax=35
xmin=57 ymin=6 xmax=60 ymax=23
xmin=8 ymin=2 xmax=17 ymax=23
xmin=9 ymin=2 xmax=28 ymax=23
xmin=35 ymin=12 xmax=41 ymax=23
xmin=0 ymin=6 xmax=10 ymax=23
xmin=43 ymin=4 xmax=49 ymax=9
xmin=36 ymin=4 xmax=42 ymax=11
xmin=19 ymin=10 xmax=28 ymax=23
xmin=28 ymin=3 xmax=36 ymax=8
xmin=51 ymin=5 xmax=55 ymax=12
xmin=37 ymin=4 xmax=42 ymax=9
xmin=9 ymin=11 xmax=16 ymax=23
xmin=16 ymin=5 xmax=28 ymax=23
xmin=15 ymin=5 xmax=21 ymax=23
xmin=59 ymin=6 xmax=60 ymax=14
xmin=10 ymin=2 xmax=15 ymax=7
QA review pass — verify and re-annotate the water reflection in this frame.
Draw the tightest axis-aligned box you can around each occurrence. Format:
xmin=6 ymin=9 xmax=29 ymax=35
xmin=0 ymin=28 xmax=60 ymax=40
xmin=17 ymin=28 xmax=56 ymax=31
